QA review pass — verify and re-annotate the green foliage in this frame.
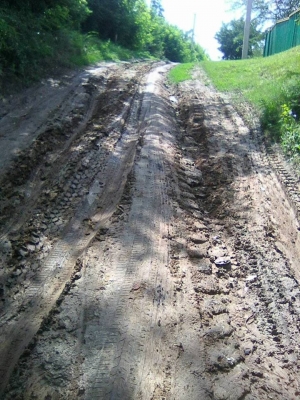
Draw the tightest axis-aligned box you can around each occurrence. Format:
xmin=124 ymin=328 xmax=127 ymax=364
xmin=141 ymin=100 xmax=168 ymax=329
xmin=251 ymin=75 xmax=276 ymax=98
xmin=229 ymin=0 xmax=300 ymax=23
xmin=0 ymin=0 xmax=208 ymax=87
xmin=84 ymin=0 xmax=208 ymax=62
xmin=0 ymin=0 xmax=91 ymax=84
xmin=5 ymin=0 xmax=91 ymax=26
xmin=202 ymin=46 xmax=300 ymax=159
xmin=279 ymin=104 xmax=300 ymax=155
xmin=71 ymin=33 xmax=153 ymax=65
xmin=150 ymin=0 xmax=164 ymax=17
xmin=215 ymin=18 xmax=264 ymax=60
xmin=83 ymin=0 xmax=151 ymax=50
xmin=168 ymin=63 xmax=195 ymax=83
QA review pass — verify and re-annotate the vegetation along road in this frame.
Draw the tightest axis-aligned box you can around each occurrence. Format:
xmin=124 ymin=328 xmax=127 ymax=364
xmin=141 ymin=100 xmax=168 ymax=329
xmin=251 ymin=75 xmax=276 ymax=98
xmin=1 ymin=61 xmax=300 ymax=399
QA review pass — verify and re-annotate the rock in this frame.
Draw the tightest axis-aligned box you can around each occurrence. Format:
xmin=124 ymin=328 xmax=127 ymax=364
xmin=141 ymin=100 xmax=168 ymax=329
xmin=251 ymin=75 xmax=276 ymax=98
xmin=169 ymin=95 xmax=178 ymax=103
xmin=18 ymin=247 xmax=28 ymax=258
xmin=30 ymin=234 xmax=40 ymax=244
xmin=49 ymin=191 xmax=58 ymax=200
xmin=26 ymin=243 xmax=36 ymax=252
xmin=214 ymin=257 xmax=231 ymax=269
xmin=202 ymin=298 xmax=228 ymax=315
xmin=252 ymin=370 xmax=264 ymax=378
xmin=187 ymin=178 xmax=201 ymax=188
xmin=209 ymin=246 xmax=227 ymax=258
xmin=0 ymin=240 xmax=12 ymax=254
xmin=197 ymin=260 xmax=212 ymax=275
xmin=187 ymin=240 xmax=209 ymax=259
xmin=194 ymin=277 xmax=221 ymax=295
xmin=245 ymin=275 xmax=258 ymax=284
xmin=190 ymin=233 xmax=208 ymax=244
xmin=74 ymin=272 xmax=82 ymax=280
xmin=187 ymin=247 xmax=207 ymax=259
xmin=193 ymin=221 xmax=207 ymax=231
xmin=204 ymin=323 xmax=234 ymax=340
xmin=13 ymin=269 xmax=22 ymax=277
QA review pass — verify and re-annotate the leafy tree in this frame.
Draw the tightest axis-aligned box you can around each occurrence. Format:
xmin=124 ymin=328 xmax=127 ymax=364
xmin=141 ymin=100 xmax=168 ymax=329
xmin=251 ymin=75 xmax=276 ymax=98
xmin=0 ymin=0 xmax=208 ymax=83
xmin=3 ymin=0 xmax=90 ymax=25
xmin=228 ymin=0 xmax=300 ymax=23
xmin=0 ymin=0 xmax=91 ymax=80
xmin=271 ymin=0 xmax=300 ymax=20
xmin=83 ymin=0 xmax=151 ymax=49
xmin=83 ymin=0 xmax=207 ymax=61
xmin=151 ymin=0 xmax=164 ymax=17
xmin=215 ymin=17 xmax=264 ymax=59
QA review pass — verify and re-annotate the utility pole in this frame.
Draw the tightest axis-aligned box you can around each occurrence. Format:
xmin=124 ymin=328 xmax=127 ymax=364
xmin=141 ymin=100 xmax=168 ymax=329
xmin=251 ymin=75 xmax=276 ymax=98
xmin=242 ymin=0 xmax=253 ymax=59
xmin=192 ymin=13 xmax=196 ymax=43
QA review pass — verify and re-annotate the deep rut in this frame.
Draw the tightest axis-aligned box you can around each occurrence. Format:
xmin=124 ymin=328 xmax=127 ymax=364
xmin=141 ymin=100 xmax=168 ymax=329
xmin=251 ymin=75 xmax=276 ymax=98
xmin=0 ymin=61 xmax=158 ymax=396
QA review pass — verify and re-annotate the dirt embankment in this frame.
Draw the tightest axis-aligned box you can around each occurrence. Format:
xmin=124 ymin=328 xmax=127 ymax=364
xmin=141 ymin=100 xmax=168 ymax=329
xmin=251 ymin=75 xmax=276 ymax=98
xmin=0 ymin=62 xmax=300 ymax=400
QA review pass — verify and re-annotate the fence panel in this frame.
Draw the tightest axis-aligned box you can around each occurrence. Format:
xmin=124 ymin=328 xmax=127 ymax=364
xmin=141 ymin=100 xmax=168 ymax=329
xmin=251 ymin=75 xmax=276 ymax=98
xmin=264 ymin=9 xmax=300 ymax=56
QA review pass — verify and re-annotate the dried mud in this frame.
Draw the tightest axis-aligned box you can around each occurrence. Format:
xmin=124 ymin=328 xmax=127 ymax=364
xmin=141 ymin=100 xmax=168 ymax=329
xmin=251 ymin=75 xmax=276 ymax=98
xmin=0 ymin=62 xmax=300 ymax=400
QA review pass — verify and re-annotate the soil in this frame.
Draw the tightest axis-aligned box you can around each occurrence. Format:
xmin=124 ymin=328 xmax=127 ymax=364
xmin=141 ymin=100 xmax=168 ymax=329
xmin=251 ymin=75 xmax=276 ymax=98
xmin=0 ymin=61 xmax=300 ymax=400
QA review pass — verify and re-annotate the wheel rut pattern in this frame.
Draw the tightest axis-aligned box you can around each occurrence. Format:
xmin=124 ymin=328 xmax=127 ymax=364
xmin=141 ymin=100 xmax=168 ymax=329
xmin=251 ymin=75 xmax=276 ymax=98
xmin=81 ymin=65 xmax=175 ymax=400
xmin=2 ymin=63 xmax=300 ymax=400
xmin=0 ymin=62 xmax=155 ymax=396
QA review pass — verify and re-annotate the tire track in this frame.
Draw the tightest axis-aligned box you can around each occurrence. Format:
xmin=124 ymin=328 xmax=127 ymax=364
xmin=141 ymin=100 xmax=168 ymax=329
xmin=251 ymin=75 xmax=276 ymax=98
xmin=176 ymin=69 xmax=300 ymax=399
xmin=0 ymin=63 xmax=154 ymax=397
xmin=80 ymin=65 xmax=176 ymax=400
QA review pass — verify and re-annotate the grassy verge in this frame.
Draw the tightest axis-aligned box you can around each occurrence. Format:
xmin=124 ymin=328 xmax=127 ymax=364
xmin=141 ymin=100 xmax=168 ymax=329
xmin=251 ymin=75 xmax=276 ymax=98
xmin=202 ymin=47 xmax=300 ymax=160
xmin=168 ymin=63 xmax=195 ymax=83
xmin=169 ymin=48 xmax=300 ymax=161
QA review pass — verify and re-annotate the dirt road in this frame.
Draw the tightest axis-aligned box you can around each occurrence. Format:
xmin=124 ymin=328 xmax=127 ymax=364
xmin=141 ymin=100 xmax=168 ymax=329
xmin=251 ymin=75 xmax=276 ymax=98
xmin=0 ymin=61 xmax=300 ymax=399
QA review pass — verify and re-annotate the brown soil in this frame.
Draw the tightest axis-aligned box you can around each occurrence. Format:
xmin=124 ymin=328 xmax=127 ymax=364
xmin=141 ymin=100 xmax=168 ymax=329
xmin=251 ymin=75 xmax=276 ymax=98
xmin=0 ymin=62 xmax=300 ymax=400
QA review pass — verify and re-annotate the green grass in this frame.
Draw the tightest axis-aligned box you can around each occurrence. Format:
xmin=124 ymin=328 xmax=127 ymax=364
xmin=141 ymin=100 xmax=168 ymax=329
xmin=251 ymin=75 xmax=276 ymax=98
xmin=169 ymin=47 xmax=300 ymax=160
xmin=168 ymin=63 xmax=195 ymax=83
xmin=202 ymin=47 xmax=300 ymax=159
xmin=202 ymin=47 xmax=300 ymax=111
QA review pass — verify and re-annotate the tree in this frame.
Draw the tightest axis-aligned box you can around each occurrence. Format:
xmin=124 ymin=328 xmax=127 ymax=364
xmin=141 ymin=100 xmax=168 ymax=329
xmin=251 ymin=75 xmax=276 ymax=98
xmin=227 ymin=0 xmax=300 ymax=23
xmin=271 ymin=0 xmax=300 ymax=20
xmin=83 ymin=0 xmax=154 ymax=49
xmin=150 ymin=0 xmax=164 ymax=17
xmin=215 ymin=17 xmax=264 ymax=59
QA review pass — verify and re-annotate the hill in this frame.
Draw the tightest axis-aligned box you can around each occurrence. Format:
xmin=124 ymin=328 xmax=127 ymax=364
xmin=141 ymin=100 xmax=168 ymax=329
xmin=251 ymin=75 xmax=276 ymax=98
xmin=202 ymin=47 xmax=300 ymax=164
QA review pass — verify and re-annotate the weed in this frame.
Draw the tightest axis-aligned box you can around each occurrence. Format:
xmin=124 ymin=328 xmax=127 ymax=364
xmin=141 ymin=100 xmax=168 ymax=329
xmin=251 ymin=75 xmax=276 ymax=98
xmin=280 ymin=104 xmax=300 ymax=155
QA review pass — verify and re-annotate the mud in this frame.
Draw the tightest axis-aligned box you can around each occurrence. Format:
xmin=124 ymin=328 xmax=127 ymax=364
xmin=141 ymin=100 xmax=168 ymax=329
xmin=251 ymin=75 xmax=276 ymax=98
xmin=0 ymin=62 xmax=300 ymax=400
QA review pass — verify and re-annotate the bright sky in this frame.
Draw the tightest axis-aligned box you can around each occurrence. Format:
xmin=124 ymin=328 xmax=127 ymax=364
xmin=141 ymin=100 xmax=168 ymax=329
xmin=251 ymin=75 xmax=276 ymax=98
xmin=148 ymin=0 xmax=242 ymax=60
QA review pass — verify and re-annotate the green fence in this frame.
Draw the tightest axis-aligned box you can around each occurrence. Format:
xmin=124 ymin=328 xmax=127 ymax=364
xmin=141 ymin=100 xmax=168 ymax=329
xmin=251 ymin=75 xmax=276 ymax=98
xmin=264 ymin=9 xmax=300 ymax=56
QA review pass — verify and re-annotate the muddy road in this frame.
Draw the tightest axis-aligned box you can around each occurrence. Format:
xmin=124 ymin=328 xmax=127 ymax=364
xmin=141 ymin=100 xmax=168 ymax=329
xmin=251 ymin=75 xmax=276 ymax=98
xmin=0 ymin=61 xmax=300 ymax=400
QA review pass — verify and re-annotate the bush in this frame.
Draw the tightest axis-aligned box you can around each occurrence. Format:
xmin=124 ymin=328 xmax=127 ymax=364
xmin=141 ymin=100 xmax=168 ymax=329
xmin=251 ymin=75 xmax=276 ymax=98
xmin=279 ymin=104 xmax=300 ymax=155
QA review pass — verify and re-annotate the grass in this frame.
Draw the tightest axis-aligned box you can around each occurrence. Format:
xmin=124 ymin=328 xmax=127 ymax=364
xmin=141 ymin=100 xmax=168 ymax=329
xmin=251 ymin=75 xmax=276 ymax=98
xmin=202 ymin=47 xmax=300 ymax=114
xmin=168 ymin=63 xmax=195 ymax=83
xmin=202 ymin=47 xmax=300 ymax=159
xmin=169 ymin=47 xmax=300 ymax=161
xmin=70 ymin=33 xmax=154 ymax=66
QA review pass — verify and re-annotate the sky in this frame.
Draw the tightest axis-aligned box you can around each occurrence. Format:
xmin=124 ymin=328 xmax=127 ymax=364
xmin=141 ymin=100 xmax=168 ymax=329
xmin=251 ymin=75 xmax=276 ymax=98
xmin=149 ymin=0 xmax=242 ymax=60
